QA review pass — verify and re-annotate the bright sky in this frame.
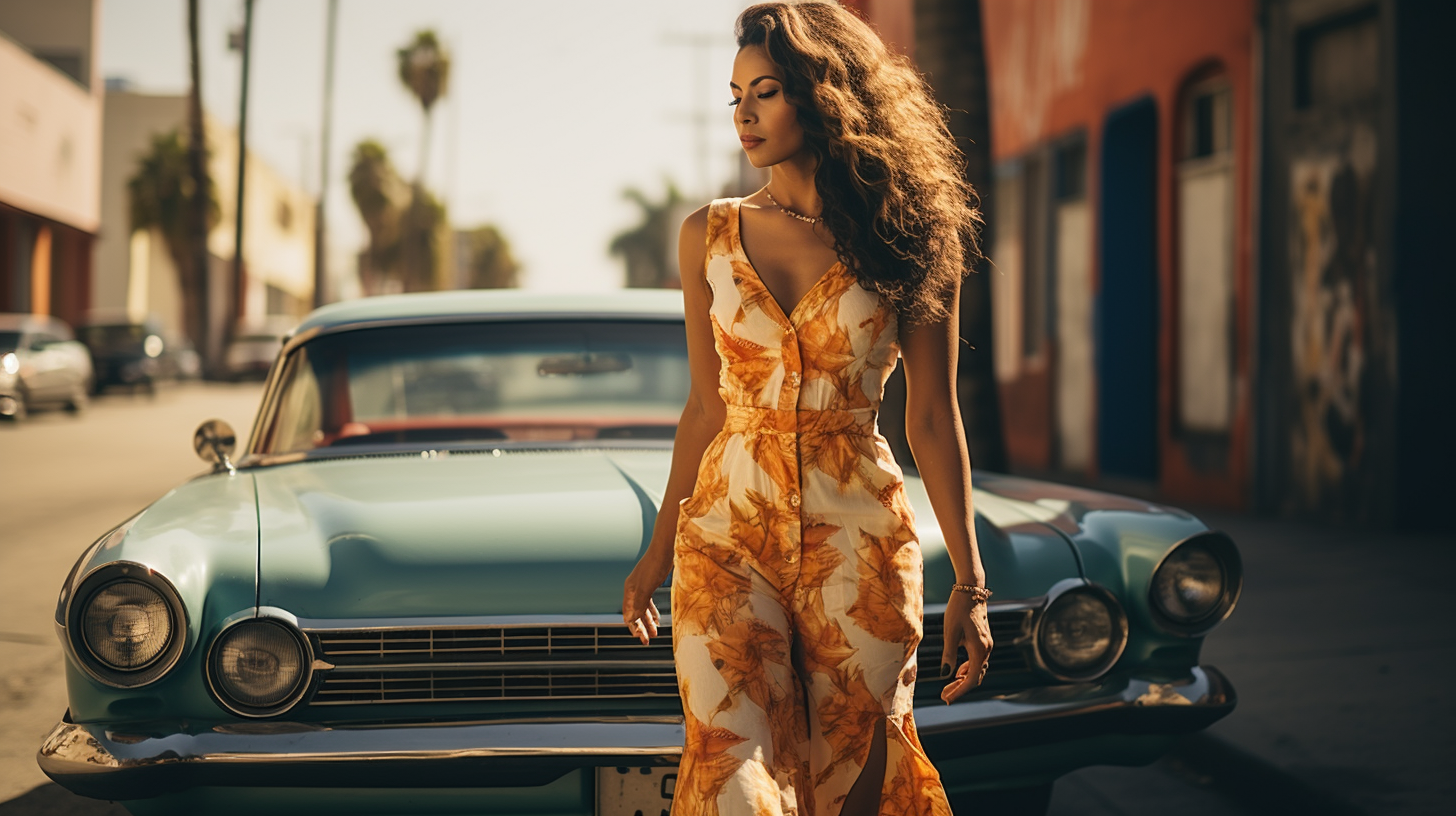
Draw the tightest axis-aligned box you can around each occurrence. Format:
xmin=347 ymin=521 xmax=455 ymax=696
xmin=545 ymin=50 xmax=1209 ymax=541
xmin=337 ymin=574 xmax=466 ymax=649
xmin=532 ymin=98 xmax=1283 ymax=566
xmin=99 ymin=0 xmax=754 ymax=294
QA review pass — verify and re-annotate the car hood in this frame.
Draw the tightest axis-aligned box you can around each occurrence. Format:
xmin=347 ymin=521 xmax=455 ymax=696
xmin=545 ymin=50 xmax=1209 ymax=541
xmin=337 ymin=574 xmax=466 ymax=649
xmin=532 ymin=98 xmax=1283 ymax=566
xmin=254 ymin=449 xmax=1084 ymax=619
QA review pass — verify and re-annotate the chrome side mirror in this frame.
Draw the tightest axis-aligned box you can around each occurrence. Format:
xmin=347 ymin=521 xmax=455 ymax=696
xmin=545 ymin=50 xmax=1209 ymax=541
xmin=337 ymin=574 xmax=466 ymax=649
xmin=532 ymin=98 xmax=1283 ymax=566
xmin=194 ymin=419 xmax=237 ymax=474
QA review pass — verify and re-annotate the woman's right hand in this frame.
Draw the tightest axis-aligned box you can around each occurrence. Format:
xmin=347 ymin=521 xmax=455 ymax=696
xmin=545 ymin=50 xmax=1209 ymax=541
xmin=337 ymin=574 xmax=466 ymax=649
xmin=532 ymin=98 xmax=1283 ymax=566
xmin=622 ymin=545 xmax=673 ymax=645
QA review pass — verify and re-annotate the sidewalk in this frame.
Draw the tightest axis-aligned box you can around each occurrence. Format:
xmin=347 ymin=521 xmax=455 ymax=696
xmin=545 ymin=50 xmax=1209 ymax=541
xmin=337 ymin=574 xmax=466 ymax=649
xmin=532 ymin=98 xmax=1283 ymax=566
xmin=1169 ymin=506 xmax=1456 ymax=816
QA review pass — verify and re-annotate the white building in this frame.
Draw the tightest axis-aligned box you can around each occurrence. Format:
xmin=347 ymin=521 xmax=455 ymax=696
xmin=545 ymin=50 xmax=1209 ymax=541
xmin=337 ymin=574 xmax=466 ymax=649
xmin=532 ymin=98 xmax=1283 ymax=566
xmin=95 ymin=88 xmax=315 ymax=347
xmin=0 ymin=0 xmax=103 ymax=327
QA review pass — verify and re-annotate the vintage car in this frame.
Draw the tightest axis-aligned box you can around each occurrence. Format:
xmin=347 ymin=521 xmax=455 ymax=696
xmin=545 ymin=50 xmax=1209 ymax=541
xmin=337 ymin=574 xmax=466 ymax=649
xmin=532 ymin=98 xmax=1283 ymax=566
xmin=0 ymin=312 xmax=93 ymax=421
xmin=38 ymin=290 xmax=1240 ymax=815
xmin=77 ymin=317 xmax=200 ymax=394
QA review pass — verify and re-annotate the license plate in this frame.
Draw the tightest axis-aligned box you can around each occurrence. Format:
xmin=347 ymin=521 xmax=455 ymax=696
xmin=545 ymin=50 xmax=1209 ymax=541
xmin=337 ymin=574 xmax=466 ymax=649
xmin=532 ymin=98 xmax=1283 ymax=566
xmin=596 ymin=766 xmax=676 ymax=816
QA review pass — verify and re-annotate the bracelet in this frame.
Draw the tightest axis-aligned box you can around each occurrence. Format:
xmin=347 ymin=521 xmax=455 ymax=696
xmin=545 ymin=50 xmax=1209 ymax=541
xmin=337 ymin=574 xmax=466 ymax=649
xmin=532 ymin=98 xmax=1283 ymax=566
xmin=951 ymin=584 xmax=992 ymax=604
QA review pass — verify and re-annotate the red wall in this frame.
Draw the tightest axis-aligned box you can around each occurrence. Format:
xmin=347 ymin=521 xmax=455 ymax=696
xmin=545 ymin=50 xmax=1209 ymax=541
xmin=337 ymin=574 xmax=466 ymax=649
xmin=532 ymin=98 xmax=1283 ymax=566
xmin=981 ymin=0 xmax=1257 ymax=508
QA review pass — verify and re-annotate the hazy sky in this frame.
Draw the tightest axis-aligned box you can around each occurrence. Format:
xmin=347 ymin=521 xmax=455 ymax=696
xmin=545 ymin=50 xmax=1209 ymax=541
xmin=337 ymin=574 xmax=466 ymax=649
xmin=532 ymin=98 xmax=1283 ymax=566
xmin=99 ymin=0 xmax=754 ymax=294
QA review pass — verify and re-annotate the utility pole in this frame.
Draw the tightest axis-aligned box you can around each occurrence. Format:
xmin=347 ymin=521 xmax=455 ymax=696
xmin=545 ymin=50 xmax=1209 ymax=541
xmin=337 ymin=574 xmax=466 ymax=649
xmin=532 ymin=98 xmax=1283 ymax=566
xmin=313 ymin=0 xmax=338 ymax=308
xmin=662 ymin=32 xmax=726 ymax=199
xmin=185 ymin=0 xmax=212 ymax=376
xmin=230 ymin=0 xmax=255 ymax=352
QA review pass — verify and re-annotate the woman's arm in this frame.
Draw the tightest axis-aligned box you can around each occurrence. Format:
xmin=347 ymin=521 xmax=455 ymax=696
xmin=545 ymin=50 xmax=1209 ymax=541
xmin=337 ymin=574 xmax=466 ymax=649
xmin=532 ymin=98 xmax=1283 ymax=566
xmin=621 ymin=205 xmax=726 ymax=645
xmin=898 ymin=274 xmax=993 ymax=701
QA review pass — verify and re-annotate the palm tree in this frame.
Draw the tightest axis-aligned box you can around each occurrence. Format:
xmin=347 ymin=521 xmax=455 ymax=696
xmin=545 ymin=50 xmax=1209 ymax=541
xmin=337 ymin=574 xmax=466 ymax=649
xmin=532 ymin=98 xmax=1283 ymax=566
xmin=347 ymin=139 xmax=406 ymax=294
xmin=396 ymin=185 xmax=449 ymax=292
xmin=395 ymin=30 xmax=451 ymax=190
xmin=396 ymin=31 xmax=452 ymax=289
xmin=128 ymin=129 xmax=220 ymax=354
xmin=609 ymin=182 xmax=685 ymax=289
xmin=461 ymin=224 xmax=521 ymax=289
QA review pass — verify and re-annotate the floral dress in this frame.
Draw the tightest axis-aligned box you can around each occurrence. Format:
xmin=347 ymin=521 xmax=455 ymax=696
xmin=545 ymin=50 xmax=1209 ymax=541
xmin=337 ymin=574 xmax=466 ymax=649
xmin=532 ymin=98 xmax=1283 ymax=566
xmin=670 ymin=198 xmax=953 ymax=816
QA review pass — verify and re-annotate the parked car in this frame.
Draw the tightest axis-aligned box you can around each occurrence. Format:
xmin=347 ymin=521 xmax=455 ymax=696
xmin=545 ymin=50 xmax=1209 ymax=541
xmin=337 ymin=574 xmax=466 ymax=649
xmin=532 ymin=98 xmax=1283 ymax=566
xmin=0 ymin=313 xmax=93 ymax=421
xmin=222 ymin=319 xmax=293 ymax=381
xmin=38 ymin=290 xmax=1240 ymax=815
xmin=77 ymin=318 xmax=197 ymax=393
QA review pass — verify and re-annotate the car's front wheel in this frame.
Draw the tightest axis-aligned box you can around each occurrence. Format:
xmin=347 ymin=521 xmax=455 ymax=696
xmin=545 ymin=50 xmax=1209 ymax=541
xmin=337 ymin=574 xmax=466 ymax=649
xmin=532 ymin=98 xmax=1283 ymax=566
xmin=948 ymin=783 xmax=1053 ymax=816
xmin=0 ymin=392 xmax=26 ymax=422
xmin=65 ymin=381 xmax=89 ymax=414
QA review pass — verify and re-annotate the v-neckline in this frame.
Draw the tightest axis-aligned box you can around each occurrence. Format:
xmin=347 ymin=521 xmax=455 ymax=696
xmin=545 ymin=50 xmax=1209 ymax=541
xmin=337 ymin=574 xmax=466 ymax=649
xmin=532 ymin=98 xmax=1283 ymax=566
xmin=732 ymin=197 xmax=844 ymax=328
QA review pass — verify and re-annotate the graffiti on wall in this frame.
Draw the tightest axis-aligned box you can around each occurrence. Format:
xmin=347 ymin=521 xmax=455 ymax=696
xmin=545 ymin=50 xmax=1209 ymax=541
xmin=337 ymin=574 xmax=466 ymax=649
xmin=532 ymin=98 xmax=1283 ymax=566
xmin=1287 ymin=123 xmax=1393 ymax=513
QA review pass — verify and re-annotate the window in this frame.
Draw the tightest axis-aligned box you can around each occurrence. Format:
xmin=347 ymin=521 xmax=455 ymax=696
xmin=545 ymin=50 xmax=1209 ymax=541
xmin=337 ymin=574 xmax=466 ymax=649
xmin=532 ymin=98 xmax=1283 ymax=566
xmin=1175 ymin=77 xmax=1236 ymax=442
xmin=1021 ymin=155 xmax=1049 ymax=358
xmin=1295 ymin=6 xmax=1379 ymax=109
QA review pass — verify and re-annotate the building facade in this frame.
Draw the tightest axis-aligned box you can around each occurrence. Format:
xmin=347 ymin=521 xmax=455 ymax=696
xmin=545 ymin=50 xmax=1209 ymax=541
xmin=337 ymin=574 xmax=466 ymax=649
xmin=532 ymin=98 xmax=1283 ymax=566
xmin=0 ymin=0 xmax=102 ymax=328
xmin=94 ymin=89 xmax=315 ymax=350
xmin=847 ymin=0 xmax=1452 ymax=528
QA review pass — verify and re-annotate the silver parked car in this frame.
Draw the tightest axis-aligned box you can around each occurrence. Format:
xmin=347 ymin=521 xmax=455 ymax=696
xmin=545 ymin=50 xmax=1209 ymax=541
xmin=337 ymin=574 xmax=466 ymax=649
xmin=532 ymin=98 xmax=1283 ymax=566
xmin=0 ymin=314 xmax=93 ymax=421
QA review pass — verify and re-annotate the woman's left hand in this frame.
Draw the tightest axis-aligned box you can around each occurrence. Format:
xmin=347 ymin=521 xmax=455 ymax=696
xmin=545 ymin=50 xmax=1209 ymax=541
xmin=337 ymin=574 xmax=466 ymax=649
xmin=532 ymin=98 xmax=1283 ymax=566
xmin=939 ymin=589 xmax=994 ymax=704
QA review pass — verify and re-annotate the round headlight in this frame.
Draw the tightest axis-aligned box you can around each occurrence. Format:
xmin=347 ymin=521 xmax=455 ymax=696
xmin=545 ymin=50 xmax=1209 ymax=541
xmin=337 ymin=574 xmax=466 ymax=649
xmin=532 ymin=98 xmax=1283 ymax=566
xmin=1037 ymin=585 xmax=1127 ymax=681
xmin=209 ymin=619 xmax=309 ymax=716
xmin=81 ymin=580 xmax=172 ymax=669
xmin=1152 ymin=543 xmax=1223 ymax=622
xmin=1149 ymin=533 xmax=1242 ymax=635
xmin=66 ymin=562 xmax=187 ymax=688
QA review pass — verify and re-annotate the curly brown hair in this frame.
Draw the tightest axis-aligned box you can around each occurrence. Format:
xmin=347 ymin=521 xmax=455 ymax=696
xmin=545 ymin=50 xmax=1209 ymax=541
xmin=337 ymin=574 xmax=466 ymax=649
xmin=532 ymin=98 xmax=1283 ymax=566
xmin=735 ymin=1 xmax=983 ymax=327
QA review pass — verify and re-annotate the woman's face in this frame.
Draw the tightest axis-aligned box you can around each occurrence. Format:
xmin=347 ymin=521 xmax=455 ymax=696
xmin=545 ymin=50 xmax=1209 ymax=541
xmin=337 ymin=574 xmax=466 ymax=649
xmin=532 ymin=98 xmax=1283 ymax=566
xmin=731 ymin=45 xmax=804 ymax=168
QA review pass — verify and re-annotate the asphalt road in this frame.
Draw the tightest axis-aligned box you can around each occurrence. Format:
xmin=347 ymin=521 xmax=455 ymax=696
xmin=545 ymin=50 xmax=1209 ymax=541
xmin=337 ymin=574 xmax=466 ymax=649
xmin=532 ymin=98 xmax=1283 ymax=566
xmin=0 ymin=382 xmax=1254 ymax=815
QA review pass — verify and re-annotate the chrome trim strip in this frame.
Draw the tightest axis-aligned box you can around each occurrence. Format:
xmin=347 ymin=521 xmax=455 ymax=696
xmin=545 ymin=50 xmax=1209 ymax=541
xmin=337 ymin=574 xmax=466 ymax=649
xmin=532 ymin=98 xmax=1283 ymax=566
xmin=299 ymin=601 xmax=1040 ymax=635
xmin=310 ymin=691 xmax=681 ymax=707
xmin=301 ymin=614 xmax=662 ymax=631
xmin=322 ymin=659 xmax=677 ymax=672
xmin=914 ymin=665 xmax=1231 ymax=735
xmin=38 ymin=667 xmax=1234 ymax=798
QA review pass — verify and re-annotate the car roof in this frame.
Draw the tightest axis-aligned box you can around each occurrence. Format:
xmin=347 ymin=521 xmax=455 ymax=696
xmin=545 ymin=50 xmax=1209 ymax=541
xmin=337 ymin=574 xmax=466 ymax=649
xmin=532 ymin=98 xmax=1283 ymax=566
xmin=0 ymin=313 xmax=72 ymax=335
xmin=292 ymin=289 xmax=687 ymax=339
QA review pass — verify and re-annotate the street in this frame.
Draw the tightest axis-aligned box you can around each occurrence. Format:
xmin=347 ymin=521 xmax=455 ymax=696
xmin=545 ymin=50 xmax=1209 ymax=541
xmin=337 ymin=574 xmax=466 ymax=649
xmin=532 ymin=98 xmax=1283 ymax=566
xmin=0 ymin=382 xmax=266 ymax=808
xmin=0 ymin=383 xmax=1262 ymax=815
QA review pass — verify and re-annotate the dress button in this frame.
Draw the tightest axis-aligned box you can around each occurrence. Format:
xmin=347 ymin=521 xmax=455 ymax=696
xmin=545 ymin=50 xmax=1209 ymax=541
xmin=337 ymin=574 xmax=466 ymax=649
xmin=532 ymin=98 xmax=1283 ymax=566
xmin=787 ymin=372 xmax=801 ymax=386
xmin=785 ymin=552 xmax=798 ymax=564
xmin=788 ymin=492 xmax=801 ymax=508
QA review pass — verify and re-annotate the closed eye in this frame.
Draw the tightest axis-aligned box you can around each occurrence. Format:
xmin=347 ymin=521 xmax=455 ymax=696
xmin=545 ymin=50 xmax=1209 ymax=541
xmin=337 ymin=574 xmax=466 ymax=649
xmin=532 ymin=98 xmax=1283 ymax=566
xmin=728 ymin=90 xmax=779 ymax=107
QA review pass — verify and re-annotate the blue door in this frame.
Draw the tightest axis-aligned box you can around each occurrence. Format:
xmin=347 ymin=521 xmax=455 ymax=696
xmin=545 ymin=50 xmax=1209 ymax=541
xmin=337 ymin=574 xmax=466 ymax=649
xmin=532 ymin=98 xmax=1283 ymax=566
xmin=1096 ymin=98 xmax=1159 ymax=481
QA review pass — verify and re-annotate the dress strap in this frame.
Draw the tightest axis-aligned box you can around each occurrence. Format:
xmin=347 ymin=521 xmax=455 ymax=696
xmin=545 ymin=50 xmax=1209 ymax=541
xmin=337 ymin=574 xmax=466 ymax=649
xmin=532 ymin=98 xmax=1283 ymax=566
xmin=701 ymin=199 xmax=737 ymax=293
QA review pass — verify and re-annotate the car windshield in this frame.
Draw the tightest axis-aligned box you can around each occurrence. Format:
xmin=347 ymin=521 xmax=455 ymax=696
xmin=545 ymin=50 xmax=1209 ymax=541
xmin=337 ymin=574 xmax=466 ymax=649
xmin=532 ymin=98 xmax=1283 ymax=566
xmin=258 ymin=320 xmax=690 ymax=455
xmin=0 ymin=331 xmax=19 ymax=352
xmin=80 ymin=324 xmax=149 ymax=351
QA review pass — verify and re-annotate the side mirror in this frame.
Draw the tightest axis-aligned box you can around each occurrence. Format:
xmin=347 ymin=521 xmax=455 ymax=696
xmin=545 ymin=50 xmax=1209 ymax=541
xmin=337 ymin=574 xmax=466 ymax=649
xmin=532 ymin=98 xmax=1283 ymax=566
xmin=194 ymin=419 xmax=238 ymax=473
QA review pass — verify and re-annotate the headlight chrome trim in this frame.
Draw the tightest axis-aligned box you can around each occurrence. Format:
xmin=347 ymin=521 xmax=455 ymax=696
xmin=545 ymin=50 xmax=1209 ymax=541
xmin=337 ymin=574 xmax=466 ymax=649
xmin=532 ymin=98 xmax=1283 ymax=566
xmin=1031 ymin=579 xmax=1129 ymax=683
xmin=64 ymin=561 xmax=188 ymax=689
xmin=205 ymin=608 xmax=315 ymax=719
xmin=1148 ymin=530 xmax=1243 ymax=636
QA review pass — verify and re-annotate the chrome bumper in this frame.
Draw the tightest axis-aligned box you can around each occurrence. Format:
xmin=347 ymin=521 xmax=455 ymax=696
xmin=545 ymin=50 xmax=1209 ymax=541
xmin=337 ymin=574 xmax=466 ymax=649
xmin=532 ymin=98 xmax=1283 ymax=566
xmin=40 ymin=666 xmax=1233 ymax=801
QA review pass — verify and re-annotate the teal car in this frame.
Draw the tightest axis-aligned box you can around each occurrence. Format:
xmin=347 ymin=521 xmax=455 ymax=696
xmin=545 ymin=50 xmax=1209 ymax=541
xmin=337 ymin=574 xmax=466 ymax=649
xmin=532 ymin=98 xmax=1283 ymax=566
xmin=38 ymin=290 xmax=1240 ymax=815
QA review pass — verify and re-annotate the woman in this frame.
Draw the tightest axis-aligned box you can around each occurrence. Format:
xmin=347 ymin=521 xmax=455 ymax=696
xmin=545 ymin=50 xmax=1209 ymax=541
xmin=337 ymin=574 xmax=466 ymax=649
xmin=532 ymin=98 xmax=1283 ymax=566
xmin=622 ymin=3 xmax=990 ymax=814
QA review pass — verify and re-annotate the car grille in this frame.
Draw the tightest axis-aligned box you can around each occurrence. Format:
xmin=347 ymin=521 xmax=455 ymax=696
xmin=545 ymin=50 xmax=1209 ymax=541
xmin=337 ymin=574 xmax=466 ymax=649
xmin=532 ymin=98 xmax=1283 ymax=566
xmin=916 ymin=608 xmax=1035 ymax=698
xmin=306 ymin=608 xmax=1037 ymax=707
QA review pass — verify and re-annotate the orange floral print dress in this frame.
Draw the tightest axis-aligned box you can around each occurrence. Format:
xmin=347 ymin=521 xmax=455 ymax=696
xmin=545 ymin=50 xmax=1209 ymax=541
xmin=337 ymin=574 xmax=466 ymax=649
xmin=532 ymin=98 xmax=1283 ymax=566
xmin=670 ymin=198 xmax=953 ymax=816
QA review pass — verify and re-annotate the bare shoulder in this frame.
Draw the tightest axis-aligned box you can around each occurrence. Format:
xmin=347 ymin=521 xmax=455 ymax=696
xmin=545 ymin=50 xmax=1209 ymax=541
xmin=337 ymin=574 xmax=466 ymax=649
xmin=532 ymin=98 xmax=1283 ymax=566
xmin=678 ymin=203 xmax=714 ymax=292
xmin=679 ymin=203 xmax=712 ymax=243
